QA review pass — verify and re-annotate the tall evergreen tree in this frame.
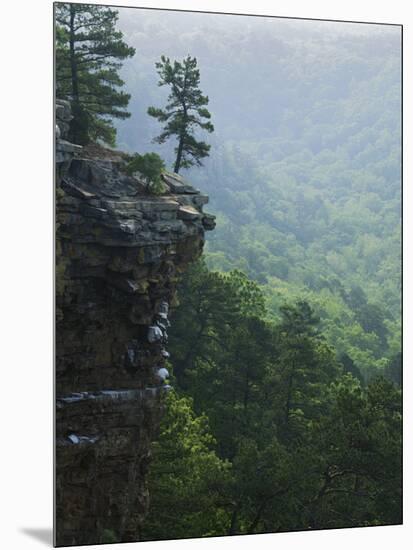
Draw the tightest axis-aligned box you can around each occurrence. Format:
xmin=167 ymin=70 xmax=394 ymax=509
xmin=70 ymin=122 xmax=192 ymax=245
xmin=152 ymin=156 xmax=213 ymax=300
xmin=55 ymin=3 xmax=135 ymax=145
xmin=142 ymin=392 xmax=231 ymax=541
xmin=271 ymin=301 xmax=340 ymax=441
xmin=148 ymin=56 xmax=214 ymax=173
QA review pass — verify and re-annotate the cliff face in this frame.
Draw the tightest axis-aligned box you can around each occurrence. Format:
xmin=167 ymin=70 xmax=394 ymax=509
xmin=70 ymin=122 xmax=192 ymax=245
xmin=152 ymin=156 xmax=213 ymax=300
xmin=55 ymin=100 xmax=215 ymax=546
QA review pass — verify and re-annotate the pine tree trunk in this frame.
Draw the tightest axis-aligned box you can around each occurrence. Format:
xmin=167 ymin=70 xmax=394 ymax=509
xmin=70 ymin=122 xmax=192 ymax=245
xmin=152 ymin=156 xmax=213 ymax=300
xmin=69 ymin=5 xmax=82 ymax=143
xmin=285 ymin=371 xmax=293 ymax=424
xmin=174 ymin=135 xmax=184 ymax=174
xmin=284 ymin=363 xmax=295 ymax=439
xmin=174 ymin=91 xmax=188 ymax=173
xmin=228 ymin=504 xmax=239 ymax=535
xmin=247 ymin=501 xmax=267 ymax=534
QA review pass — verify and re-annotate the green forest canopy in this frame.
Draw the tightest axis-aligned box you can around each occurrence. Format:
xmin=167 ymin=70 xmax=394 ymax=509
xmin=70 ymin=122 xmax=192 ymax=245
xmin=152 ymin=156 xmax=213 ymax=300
xmin=143 ymin=261 xmax=401 ymax=539
xmin=113 ymin=12 xmax=402 ymax=535
xmin=55 ymin=5 xmax=402 ymax=539
xmin=115 ymin=11 xmax=401 ymax=381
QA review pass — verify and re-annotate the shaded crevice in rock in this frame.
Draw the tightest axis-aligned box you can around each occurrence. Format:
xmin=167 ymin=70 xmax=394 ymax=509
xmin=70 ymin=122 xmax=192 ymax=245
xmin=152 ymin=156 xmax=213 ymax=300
xmin=55 ymin=100 xmax=215 ymax=546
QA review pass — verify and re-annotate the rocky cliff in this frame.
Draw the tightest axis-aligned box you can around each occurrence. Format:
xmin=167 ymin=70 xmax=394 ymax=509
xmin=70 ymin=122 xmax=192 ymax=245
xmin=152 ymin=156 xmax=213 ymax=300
xmin=55 ymin=100 xmax=215 ymax=546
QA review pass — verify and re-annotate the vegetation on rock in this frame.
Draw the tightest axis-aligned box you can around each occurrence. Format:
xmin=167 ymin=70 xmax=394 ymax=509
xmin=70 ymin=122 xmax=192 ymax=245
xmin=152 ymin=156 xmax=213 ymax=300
xmin=148 ymin=55 xmax=214 ymax=173
xmin=55 ymin=7 xmax=402 ymax=542
xmin=55 ymin=3 xmax=135 ymax=145
xmin=124 ymin=152 xmax=166 ymax=194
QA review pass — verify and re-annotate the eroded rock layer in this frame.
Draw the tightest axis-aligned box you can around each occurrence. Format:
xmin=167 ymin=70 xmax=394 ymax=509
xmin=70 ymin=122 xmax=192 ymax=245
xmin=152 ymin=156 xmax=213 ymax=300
xmin=55 ymin=99 xmax=215 ymax=546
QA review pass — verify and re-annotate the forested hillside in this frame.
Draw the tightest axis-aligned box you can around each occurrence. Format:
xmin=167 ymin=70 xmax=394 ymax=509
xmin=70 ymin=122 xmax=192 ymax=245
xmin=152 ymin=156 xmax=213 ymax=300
xmin=55 ymin=4 xmax=402 ymax=542
xmin=142 ymin=261 xmax=401 ymax=538
xmin=116 ymin=11 xmax=401 ymax=381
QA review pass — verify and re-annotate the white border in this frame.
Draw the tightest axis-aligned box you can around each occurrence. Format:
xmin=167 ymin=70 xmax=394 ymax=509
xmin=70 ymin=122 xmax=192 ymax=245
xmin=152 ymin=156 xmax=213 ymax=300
xmin=1 ymin=1 xmax=410 ymax=549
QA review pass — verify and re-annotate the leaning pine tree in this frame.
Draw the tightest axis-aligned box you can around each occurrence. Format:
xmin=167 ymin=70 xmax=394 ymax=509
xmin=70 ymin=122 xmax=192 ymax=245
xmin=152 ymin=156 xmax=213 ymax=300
xmin=55 ymin=3 xmax=135 ymax=146
xmin=148 ymin=56 xmax=214 ymax=174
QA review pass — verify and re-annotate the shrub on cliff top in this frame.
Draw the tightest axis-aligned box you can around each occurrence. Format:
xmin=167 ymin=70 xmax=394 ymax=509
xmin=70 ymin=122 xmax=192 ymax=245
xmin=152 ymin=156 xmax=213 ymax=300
xmin=125 ymin=152 xmax=166 ymax=195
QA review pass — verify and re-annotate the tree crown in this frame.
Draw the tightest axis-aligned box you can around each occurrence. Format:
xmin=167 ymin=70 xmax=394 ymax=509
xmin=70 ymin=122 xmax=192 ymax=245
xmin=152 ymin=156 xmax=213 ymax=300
xmin=55 ymin=3 xmax=135 ymax=145
xmin=147 ymin=55 xmax=214 ymax=172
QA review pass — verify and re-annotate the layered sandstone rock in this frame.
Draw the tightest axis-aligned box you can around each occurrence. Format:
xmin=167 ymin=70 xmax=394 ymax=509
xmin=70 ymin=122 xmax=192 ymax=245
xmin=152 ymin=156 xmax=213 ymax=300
xmin=55 ymin=101 xmax=215 ymax=546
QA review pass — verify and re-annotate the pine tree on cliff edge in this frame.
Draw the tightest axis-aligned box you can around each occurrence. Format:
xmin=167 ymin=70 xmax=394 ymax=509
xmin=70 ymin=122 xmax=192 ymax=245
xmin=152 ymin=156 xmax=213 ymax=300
xmin=55 ymin=3 xmax=135 ymax=146
xmin=148 ymin=56 xmax=214 ymax=174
